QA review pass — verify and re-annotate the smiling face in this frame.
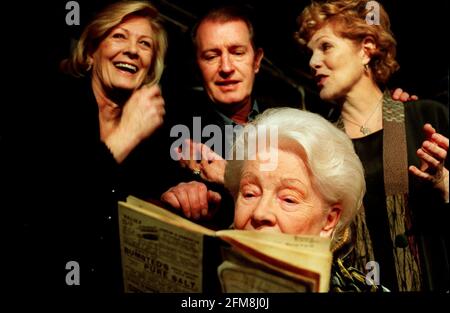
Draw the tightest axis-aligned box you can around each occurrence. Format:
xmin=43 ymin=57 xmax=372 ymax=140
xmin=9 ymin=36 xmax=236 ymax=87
xmin=234 ymin=148 xmax=339 ymax=236
xmin=90 ymin=16 xmax=154 ymax=94
xmin=307 ymin=24 xmax=367 ymax=101
xmin=196 ymin=20 xmax=263 ymax=107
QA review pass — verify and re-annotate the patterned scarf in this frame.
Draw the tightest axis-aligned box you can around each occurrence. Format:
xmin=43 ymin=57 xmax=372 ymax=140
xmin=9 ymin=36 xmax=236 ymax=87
xmin=336 ymin=91 xmax=422 ymax=291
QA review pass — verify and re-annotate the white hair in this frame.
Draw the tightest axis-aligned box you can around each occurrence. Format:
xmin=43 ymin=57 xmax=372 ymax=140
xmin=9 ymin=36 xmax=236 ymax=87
xmin=225 ymin=108 xmax=365 ymax=248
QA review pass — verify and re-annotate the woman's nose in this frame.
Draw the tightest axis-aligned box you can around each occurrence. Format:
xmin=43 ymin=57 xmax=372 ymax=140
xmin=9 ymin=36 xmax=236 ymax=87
xmin=250 ymin=197 xmax=277 ymax=229
xmin=124 ymin=40 xmax=138 ymax=58
xmin=309 ymin=51 xmax=322 ymax=71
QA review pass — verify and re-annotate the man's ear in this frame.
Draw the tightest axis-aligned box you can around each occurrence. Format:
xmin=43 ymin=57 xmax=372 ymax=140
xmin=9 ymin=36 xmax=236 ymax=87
xmin=320 ymin=205 xmax=342 ymax=238
xmin=254 ymin=48 xmax=264 ymax=73
xmin=361 ymin=36 xmax=376 ymax=67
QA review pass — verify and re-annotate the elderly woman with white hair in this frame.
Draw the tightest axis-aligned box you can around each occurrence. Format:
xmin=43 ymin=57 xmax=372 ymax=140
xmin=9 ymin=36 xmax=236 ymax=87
xmin=225 ymin=107 xmax=386 ymax=291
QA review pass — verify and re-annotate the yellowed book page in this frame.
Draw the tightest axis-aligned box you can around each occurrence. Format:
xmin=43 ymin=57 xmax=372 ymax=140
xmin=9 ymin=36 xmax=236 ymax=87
xmin=218 ymin=261 xmax=309 ymax=292
xmin=118 ymin=201 xmax=205 ymax=292
xmin=125 ymin=196 xmax=215 ymax=236
xmin=217 ymin=229 xmax=330 ymax=256
xmin=217 ymin=230 xmax=331 ymax=292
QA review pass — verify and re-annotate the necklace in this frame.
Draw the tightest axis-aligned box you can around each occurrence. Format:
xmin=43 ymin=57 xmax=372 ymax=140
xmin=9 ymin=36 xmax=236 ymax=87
xmin=342 ymin=97 xmax=383 ymax=135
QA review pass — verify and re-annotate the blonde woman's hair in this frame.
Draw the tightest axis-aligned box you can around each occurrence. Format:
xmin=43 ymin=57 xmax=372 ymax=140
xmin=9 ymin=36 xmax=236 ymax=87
xmin=61 ymin=0 xmax=167 ymax=86
xmin=295 ymin=0 xmax=399 ymax=85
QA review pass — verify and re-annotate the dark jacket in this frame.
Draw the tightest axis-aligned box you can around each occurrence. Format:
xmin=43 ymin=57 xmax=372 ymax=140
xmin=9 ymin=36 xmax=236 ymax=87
xmin=18 ymin=73 xmax=174 ymax=292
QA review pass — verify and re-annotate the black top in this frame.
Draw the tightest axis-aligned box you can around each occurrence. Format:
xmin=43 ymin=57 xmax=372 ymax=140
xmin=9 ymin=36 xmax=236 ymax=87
xmin=353 ymin=130 xmax=399 ymax=291
xmin=352 ymin=99 xmax=449 ymax=291
xmin=16 ymin=73 xmax=176 ymax=292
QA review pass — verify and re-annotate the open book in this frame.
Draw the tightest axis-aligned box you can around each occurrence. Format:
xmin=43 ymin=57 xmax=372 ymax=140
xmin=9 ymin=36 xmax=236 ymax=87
xmin=118 ymin=196 xmax=332 ymax=292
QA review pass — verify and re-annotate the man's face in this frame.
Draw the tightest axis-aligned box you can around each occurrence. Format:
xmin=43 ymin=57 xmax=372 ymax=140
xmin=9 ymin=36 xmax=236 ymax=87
xmin=195 ymin=20 xmax=263 ymax=108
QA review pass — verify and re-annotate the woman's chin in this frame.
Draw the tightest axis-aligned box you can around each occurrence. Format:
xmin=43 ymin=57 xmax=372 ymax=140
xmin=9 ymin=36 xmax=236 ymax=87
xmin=319 ymin=89 xmax=341 ymax=102
xmin=319 ymin=89 xmax=333 ymax=101
xmin=111 ymin=77 xmax=145 ymax=91
xmin=112 ymin=83 xmax=139 ymax=91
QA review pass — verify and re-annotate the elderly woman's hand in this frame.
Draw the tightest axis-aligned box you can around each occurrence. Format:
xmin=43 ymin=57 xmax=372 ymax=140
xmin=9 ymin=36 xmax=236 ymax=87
xmin=175 ymin=139 xmax=227 ymax=184
xmin=161 ymin=181 xmax=222 ymax=220
xmin=104 ymin=84 xmax=165 ymax=163
xmin=409 ymin=123 xmax=449 ymax=203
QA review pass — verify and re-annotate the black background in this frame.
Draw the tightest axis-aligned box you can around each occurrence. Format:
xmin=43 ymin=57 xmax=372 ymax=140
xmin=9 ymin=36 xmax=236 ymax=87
xmin=2 ymin=0 xmax=448 ymax=299
xmin=17 ymin=0 xmax=450 ymax=110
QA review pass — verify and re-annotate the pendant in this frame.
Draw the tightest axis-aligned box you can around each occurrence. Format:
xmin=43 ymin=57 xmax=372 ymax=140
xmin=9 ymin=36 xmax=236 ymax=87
xmin=360 ymin=126 xmax=371 ymax=135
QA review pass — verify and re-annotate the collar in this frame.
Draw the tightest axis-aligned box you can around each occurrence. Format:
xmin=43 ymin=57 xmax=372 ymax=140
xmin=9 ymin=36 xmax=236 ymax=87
xmin=213 ymin=100 xmax=260 ymax=127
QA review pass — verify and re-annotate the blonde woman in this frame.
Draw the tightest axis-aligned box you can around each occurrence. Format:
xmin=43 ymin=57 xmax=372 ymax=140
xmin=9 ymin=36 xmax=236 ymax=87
xmin=53 ymin=1 xmax=168 ymax=291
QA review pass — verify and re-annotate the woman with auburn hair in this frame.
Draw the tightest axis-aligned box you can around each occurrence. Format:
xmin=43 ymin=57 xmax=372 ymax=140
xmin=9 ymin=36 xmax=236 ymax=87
xmin=296 ymin=0 xmax=448 ymax=291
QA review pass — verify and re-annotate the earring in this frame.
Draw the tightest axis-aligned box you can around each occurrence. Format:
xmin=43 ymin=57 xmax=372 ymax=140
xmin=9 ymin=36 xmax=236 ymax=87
xmin=86 ymin=62 xmax=92 ymax=72
xmin=364 ymin=63 xmax=369 ymax=73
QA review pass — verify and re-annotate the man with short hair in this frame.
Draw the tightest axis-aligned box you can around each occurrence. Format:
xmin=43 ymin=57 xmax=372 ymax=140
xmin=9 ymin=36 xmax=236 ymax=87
xmin=160 ymin=5 xmax=414 ymax=223
xmin=161 ymin=6 xmax=265 ymax=224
